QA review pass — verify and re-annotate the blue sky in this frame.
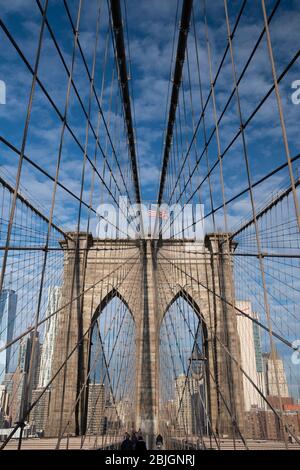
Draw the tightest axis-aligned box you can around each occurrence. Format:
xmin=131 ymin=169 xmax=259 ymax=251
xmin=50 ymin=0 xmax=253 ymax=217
xmin=1 ymin=0 xmax=299 ymax=218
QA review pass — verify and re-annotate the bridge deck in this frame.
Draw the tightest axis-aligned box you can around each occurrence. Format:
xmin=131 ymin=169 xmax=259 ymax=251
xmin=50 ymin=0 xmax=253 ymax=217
xmin=3 ymin=436 xmax=300 ymax=450
xmin=2 ymin=436 xmax=121 ymax=450
xmin=173 ymin=437 xmax=300 ymax=450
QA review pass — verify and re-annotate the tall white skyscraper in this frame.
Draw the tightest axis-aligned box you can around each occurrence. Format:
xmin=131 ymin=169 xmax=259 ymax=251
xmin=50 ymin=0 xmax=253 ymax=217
xmin=38 ymin=286 xmax=61 ymax=388
xmin=236 ymin=301 xmax=266 ymax=411
xmin=263 ymin=351 xmax=289 ymax=397
xmin=0 ymin=290 xmax=17 ymax=384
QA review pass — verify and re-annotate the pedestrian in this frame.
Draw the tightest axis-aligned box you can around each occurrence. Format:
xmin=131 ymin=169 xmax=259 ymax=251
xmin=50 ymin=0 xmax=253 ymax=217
xmin=131 ymin=430 xmax=138 ymax=449
xmin=156 ymin=433 xmax=163 ymax=449
xmin=135 ymin=434 xmax=147 ymax=451
xmin=121 ymin=432 xmax=133 ymax=450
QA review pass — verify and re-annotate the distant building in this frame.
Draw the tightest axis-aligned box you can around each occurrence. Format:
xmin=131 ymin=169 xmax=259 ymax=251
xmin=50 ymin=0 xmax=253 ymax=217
xmin=267 ymin=396 xmax=294 ymax=410
xmin=29 ymin=297 xmax=58 ymax=434
xmin=252 ymin=314 xmax=266 ymax=405
xmin=0 ymin=374 xmax=13 ymax=426
xmin=0 ymin=384 xmax=6 ymax=407
xmin=29 ymin=388 xmax=50 ymax=433
xmin=0 ymin=290 xmax=18 ymax=383
xmin=8 ymin=332 xmax=41 ymax=424
xmin=38 ymin=287 xmax=61 ymax=388
xmin=263 ymin=350 xmax=289 ymax=398
xmin=175 ymin=374 xmax=203 ymax=435
xmin=0 ymin=384 xmax=8 ymax=426
xmin=105 ymin=403 xmax=120 ymax=435
xmin=2 ymin=373 xmax=13 ymax=393
xmin=245 ymin=408 xmax=300 ymax=441
xmin=24 ymin=288 xmax=60 ymax=432
xmin=116 ymin=398 xmax=134 ymax=428
xmin=19 ymin=332 xmax=41 ymax=389
xmin=9 ymin=368 xmax=26 ymax=423
xmin=236 ymin=301 xmax=266 ymax=410
xmin=0 ymin=408 xmax=4 ymax=428
xmin=86 ymin=383 xmax=106 ymax=435
xmin=159 ymin=398 xmax=177 ymax=434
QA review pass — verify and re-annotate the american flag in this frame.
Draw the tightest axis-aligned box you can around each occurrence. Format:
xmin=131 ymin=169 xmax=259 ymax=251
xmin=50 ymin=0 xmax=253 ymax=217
xmin=148 ymin=208 xmax=168 ymax=220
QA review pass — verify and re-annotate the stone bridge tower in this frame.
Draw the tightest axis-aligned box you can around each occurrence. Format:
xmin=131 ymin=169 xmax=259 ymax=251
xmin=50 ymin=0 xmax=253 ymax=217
xmin=45 ymin=233 xmax=244 ymax=439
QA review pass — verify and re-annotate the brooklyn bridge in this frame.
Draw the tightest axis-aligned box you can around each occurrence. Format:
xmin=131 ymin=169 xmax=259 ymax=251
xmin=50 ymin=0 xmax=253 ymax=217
xmin=0 ymin=0 xmax=300 ymax=451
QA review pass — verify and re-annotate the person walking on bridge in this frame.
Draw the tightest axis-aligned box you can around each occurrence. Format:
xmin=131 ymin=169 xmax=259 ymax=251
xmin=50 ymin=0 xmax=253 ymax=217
xmin=135 ymin=434 xmax=147 ymax=451
xmin=156 ymin=434 xmax=163 ymax=449
xmin=121 ymin=432 xmax=133 ymax=450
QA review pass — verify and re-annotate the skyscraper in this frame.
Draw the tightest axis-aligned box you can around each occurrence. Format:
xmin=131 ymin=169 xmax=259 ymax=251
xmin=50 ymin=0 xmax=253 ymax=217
xmin=236 ymin=301 xmax=266 ymax=410
xmin=9 ymin=332 xmax=41 ymax=423
xmin=252 ymin=312 xmax=266 ymax=406
xmin=175 ymin=374 xmax=202 ymax=435
xmin=263 ymin=350 xmax=290 ymax=398
xmin=29 ymin=388 xmax=50 ymax=433
xmin=27 ymin=288 xmax=61 ymax=433
xmin=38 ymin=286 xmax=61 ymax=388
xmin=0 ymin=290 xmax=18 ymax=384
xmin=86 ymin=383 xmax=106 ymax=435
